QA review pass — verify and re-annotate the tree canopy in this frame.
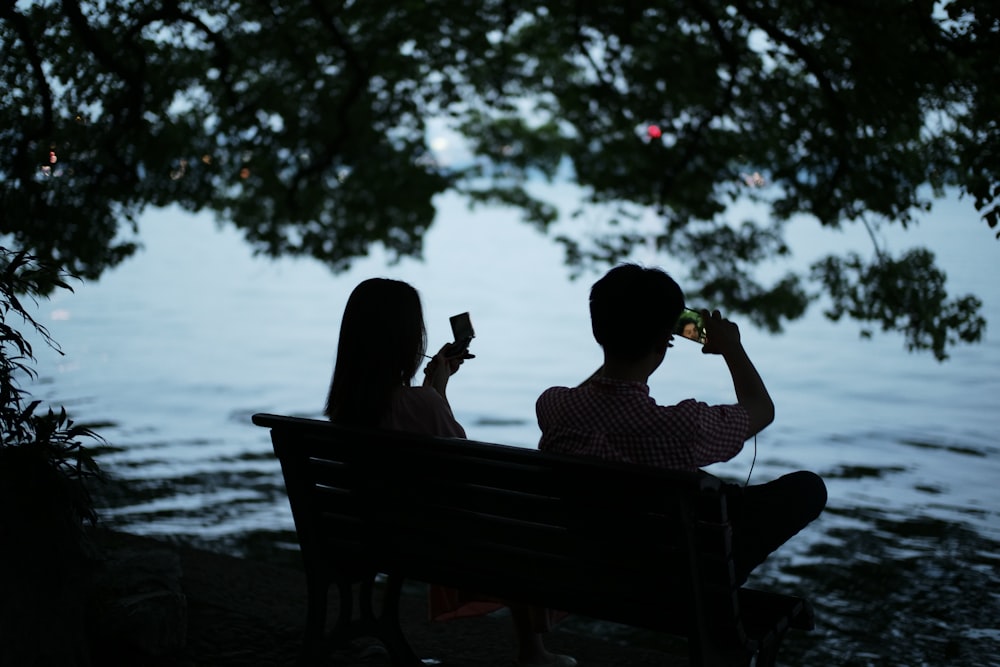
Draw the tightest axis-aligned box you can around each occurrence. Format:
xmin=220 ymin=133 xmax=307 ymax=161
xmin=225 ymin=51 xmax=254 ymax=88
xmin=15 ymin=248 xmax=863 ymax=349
xmin=2 ymin=0 xmax=997 ymax=359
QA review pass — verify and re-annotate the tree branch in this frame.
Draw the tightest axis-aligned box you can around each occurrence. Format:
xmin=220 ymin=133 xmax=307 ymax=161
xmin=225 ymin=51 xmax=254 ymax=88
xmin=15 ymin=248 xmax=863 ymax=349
xmin=730 ymin=0 xmax=852 ymax=208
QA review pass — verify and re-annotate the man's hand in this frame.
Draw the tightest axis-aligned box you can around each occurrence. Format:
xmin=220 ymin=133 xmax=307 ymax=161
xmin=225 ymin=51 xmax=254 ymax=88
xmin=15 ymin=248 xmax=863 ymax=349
xmin=700 ymin=309 xmax=740 ymax=356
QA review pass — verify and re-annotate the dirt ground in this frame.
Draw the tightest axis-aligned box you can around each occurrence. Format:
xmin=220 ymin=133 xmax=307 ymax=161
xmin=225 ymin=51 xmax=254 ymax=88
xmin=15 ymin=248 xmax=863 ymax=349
xmin=94 ymin=530 xmax=688 ymax=667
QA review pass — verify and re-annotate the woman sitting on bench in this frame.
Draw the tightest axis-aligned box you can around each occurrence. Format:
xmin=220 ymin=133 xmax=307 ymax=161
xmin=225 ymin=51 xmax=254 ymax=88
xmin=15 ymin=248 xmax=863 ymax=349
xmin=323 ymin=278 xmax=574 ymax=667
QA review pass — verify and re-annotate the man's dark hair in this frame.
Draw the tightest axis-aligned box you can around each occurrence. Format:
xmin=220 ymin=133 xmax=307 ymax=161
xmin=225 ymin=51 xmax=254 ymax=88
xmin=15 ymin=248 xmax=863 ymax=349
xmin=589 ymin=264 xmax=684 ymax=361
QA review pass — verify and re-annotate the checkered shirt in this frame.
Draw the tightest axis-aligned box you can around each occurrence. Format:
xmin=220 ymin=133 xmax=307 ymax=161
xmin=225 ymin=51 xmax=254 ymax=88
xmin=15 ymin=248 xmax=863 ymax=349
xmin=536 ymin=376 xmax=750 ymax=472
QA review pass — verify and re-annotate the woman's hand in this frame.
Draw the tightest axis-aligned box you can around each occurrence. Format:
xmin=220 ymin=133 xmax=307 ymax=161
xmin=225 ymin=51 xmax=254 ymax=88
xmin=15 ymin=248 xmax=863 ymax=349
xmin=422 ymin=343 xmax=474 ymax=397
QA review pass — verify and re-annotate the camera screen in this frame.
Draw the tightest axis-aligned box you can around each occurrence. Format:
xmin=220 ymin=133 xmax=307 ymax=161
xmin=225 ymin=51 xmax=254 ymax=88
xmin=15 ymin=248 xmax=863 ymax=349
xmin=450 ymin=312 xmax=475 ymax=344
xmin=673 ymin=308 xmax=706 ymax=345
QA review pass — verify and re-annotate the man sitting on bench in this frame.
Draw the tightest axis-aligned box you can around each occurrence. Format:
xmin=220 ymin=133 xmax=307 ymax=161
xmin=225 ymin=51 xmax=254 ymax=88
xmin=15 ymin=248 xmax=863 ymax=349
xmin=536 ymin=263 xmax=826 ymax=584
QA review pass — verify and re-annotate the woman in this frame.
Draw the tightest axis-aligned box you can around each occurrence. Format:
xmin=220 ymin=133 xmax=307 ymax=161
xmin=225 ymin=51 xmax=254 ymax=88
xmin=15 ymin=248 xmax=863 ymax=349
xmin=324 ymin=277 xmax=466 ymax=435
xmin=325 ymin=278 xmax=573 ymax=666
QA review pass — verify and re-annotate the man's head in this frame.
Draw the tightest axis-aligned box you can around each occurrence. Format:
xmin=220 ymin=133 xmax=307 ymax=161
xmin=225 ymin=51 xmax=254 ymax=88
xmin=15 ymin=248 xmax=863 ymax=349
xmin=589 ymin=264 xmax=684 ymax=362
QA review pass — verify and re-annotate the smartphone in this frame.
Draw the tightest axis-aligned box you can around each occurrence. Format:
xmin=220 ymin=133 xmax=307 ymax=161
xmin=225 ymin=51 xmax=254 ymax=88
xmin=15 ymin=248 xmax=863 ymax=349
xmin=449 ymin=312 xmax=475 ymax=353
xmin=673 ymin=308 xmax=707 ymax=345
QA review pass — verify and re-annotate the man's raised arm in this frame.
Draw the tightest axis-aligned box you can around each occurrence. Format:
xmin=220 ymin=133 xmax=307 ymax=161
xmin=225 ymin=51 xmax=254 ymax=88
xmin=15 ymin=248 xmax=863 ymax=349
xmin=701 ymin=309 xmax=774 ymax=437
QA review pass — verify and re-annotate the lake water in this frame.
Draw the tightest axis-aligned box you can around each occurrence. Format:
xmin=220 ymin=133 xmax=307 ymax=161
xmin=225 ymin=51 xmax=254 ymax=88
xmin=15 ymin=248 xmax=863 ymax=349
xmin=24 ymin=185 xmax=1000 ymax=666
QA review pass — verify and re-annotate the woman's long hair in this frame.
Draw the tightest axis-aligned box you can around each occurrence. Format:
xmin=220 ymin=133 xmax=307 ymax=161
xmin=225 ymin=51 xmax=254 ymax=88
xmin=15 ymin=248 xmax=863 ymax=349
xmin=324 ymin=278 xmax=427 ymax=426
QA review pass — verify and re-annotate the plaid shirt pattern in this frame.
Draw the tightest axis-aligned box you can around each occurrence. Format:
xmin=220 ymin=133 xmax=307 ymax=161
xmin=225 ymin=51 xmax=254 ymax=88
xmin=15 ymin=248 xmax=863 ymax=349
xmin=536 ymin=376 xmax=749 ymax=472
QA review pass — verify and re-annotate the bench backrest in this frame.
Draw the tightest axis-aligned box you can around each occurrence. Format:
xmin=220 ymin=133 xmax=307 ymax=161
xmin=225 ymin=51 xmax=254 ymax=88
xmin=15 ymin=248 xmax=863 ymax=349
xmin=254 ymin=413 xmax=747 ymax=643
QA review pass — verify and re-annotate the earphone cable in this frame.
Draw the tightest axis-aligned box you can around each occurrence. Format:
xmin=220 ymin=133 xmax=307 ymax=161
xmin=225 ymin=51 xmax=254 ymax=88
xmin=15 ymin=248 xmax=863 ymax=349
xmin=744 ymin=435 xmax=757 ymax=488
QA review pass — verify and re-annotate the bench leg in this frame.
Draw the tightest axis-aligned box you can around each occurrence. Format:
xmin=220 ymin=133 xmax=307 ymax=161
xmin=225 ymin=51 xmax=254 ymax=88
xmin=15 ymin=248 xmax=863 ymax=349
xmin=300 ymin=573 xmax=424 ymax=666
xmin=330 ymin=579 xmax=356 ymax=642
xmin=302 ymin=576 xmax=368 ymax=666
xmin=750 ymin=634 xmax=784 ymax=667
xmin=689 ymin=641 xmax=753 ymax=667
xmin=358 ymin=575 xmax=375 ymax=622
xmin=373 ymin=574 xmax=424 ymax=667
xmin=299 ymin=578 xmax=331 ymax=666
xmin=690 ymin=637 xmax=786 ymax=667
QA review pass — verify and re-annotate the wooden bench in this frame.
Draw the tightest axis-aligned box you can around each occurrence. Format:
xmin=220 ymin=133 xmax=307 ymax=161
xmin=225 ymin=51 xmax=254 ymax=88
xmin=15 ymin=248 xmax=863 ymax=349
xmin=253 ymin=413 xmax=815 ymax=667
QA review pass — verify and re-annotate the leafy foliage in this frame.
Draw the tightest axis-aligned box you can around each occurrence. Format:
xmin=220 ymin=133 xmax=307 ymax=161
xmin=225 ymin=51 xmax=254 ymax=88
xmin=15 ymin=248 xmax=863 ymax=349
xmin=0 ymin=249 xmax=102 ymax=667
xmin=1 ymin=0 xmax=996 ymax=357
xmin=811 ymin=248 xmax=985 ymax=360
xmin=0 ymin=248 xmax=101 ymax=524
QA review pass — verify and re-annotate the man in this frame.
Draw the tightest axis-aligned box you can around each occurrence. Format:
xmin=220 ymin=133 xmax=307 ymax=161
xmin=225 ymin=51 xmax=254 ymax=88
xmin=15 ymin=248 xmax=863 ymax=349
xmin=536 ymin=263 xmax=825 ymax=584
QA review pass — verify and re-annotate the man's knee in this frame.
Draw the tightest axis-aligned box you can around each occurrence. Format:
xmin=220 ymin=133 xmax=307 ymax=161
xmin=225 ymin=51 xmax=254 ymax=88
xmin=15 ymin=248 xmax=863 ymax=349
xmin=789 ymin=470 xmax=827 ymax=519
